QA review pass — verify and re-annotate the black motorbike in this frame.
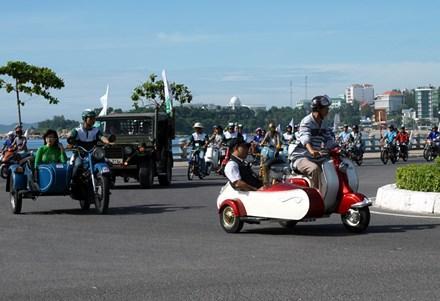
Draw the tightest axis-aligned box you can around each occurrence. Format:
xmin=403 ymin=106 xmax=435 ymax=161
xmin=397 ymin=142 xmax=409 ymax=162
xmin=423 ymin=140 xmax=438 ymax=162
xmin=380 ymin=141 xmax=398 ymax=165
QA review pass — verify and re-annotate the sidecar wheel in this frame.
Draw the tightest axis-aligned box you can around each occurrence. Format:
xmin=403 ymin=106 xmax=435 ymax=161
xmin=279 ymin=220 xmax=298 ymax=229
xmin=1 ymin=164 xmax=8 ymax=179
xmin=9 ymin=177 xmax=22 ymax=214
xmin=219 ymin=205 xmax=243 ymax=233
xmin=341 ymin=207 xmax=370 ymax=233
xmin=94 ymin=175 xmax=110 ymax=214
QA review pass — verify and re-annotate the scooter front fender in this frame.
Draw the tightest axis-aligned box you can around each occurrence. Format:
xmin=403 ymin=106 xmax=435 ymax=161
xmin=8 ymin=165 xmax=28 ymax=192
xmin=337 ymin=192 xmax=371 ymax=215
xmin=218 ymin=199 xmax=247 ymax=217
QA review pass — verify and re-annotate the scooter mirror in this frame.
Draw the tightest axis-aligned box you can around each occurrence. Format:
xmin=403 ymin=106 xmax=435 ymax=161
xmin=66 ymin=137 xmax=76 ymax=145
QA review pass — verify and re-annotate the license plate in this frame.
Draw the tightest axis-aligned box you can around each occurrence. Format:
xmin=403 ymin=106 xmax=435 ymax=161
xmin=109 ymin=158 xmax=123 ymax=164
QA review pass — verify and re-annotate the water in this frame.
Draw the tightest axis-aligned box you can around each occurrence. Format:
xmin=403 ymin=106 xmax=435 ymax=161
xmin=26 ymin=138 xmax=185 ymax=157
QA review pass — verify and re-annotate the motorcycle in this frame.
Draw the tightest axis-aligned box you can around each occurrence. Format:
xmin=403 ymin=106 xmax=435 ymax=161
xmin=217 ymin=147 xmax=371 ymax=233
xmin=380 ymin=141 xmax=398 ymax=165
xmin=187 ymin=143 xmax=205 ymax=180
xmin=1 ymin=149 xmax=30 ymax=179
xmin=342 ymin=142 xmax=364 ymax=166
xmin=397 ymin=142 xmax=409 ymax=162
xmin=423 ymin=140 xmax=438 ymax=162
xmin=6 ymin=142 xmax=114 ymax=214
xmin=204 ymin=143 xmax=220 ymax=175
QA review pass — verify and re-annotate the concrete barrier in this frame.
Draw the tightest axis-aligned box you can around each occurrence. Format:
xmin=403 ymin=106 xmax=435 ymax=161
xmin=375 ymin=184 xmax=440 ymax=215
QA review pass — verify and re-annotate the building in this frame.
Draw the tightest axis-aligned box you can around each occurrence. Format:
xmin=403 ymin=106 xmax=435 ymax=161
xmin=345 ymin=84 xmax=374 ymax=105
xmin=374 ymin=90 xmax=404 ymax=113
xmin=415 ymin=86 xmax=439 ymax=120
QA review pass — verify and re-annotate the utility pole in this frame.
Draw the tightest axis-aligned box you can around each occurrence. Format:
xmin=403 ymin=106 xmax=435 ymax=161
xmin=290 ymin=80 xmax=293 ymax=107
xmin=305 ymin=75 xmax=308 ymax=100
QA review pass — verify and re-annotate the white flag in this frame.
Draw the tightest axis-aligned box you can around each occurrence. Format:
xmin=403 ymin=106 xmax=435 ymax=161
xmin=161 ymin=69 xmax=173 ymax=116
xmin=288 ymin=118 xmax=294 ymax=128
xmin=276 ymin=124 xmax=281 ymax=133
xmin=98 ymin=84 xmax=109 ymax=117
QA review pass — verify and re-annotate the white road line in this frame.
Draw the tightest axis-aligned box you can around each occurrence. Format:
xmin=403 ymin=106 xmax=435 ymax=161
xmin=370 ymin=210 xmax=440 ymax=219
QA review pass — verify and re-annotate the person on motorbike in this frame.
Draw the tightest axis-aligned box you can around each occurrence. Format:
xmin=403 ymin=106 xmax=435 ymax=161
xmin=237 ymin=124 xmax=247 ymax=141
xmin=395 ymin=126 xmax=409 ymax=158
xmin=290 ymin=95 xmax=336 ymax=191
xmin=2 ymin=131 xmax=15 ymax=153
xmin=11 ymin=125 xmax=28 ymax=152
xmin=282 ymin=125 xmax=294 ymax=144
xmin=260 ymin=122 xmax=282 ymax=185
xmin=337 ymin=124 xmax=351 ymax=146
xmin=349 ymin=124 xmax=364 ymax=152
xmin=382 ymin=124 xmax=398 ymax=156
xmin=209 ymin=125 xmax=224 ymax=147
xmin=224 ymin=140 xmax=262 ymax=191
xmin=186 ymin=122 xmax=209 ymax=175
xmin=253 ymin=128 xmax=264 ymax=144
xmin=426 ymin=126 xmax=440 ymax=151
xmin=223 ymin=122 xmax=243 ymax=145
xmin=68 ymin=109 xmax=112 ymax=178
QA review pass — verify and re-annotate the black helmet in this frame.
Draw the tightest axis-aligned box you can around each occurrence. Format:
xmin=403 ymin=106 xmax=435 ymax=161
xmin=352 ymin=124 xmax=359 ymax=130
xmin=286 ymin=125 xmax=292 ymax=129
xmin=82 ymin=109 xmax=97 ymax=121
xmin=388 ymin=124 xmax=394 ymax=130
xmin=311 ymin=95 xmax=331 ymax=110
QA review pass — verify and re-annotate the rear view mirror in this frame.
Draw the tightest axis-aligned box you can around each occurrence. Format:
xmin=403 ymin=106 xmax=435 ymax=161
xmin=67 ymin=137 xmax=75 ymax=145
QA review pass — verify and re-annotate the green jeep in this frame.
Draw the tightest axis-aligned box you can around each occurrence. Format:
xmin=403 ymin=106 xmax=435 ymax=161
xmin=96 ymin=112 xmax=174 ymax=188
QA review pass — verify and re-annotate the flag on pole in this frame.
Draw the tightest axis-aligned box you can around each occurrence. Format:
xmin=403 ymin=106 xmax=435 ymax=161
xmin=288 ymin=118 xmax=294 ymax=128
xmin=333 ymin=112 xmax=340 ymax=131
xmin=98 ymin=84 xmax=109 ymax=117
xmin=276 ymin=124 xmax=281 ymax=133
xmin=162 ymin=69 xmax=173 ymax=117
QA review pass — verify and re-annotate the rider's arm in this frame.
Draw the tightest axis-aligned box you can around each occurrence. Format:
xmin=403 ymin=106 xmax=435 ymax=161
xmin=34 ymin=146 xmax=44 ymax=169
xmin=59 ymin=144 xmax=68 ymax=163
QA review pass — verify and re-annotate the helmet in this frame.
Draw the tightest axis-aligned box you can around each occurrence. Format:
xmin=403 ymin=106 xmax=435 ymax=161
xmin=401 ymin=125 xmax=405 ymax=130
xmin=212 ymin=125 xmax=219 ymax=129
xmin=343 ymin=124 xmax=348 ymax=128
xmin=352 ymin=125 xmax=359 ymax=130
xmin=268 ymin=123 xmax=276 ymax=130
xmin=388 ymin=124 xmax=394 ymax=130
xmin=193 ymin=122 xmax=204 ymax=129
xmin=311 ymin=95 xmax=331 ymax=110
xmin=255 ymin=127 xmax=262 ymax=133
xmin=82 ymin=109 xmax=97 ymax=121
xmin=14 ymin=124 xmax=22 ymax=131
xmin=237 ymin=124 xmax=243 ymax=128
xmin=228 ymin=122 xmax=234 ymax=128
xmin=286 ymin=125 xmax=292 ymax=129
xmin=7 ymin=131 xmax=14 ymax=137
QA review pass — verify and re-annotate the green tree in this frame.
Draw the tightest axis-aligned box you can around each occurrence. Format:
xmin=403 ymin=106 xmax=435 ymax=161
xmin=37 ymin=115 xmax=79 ymax=131
xmin=0 ymin=61 xmax=64 ymax=126
xmin=131 ymin=73 xmax=192 ymax=111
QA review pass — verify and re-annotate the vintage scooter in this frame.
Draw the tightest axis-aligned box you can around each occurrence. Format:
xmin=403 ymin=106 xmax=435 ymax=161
xmin=204 ymin=143 xmax=220 ymax=175
xmin=6 ymin=139 xmax=114 ymax=214
xmin=217 ymin=147 xmax=371 ymax=233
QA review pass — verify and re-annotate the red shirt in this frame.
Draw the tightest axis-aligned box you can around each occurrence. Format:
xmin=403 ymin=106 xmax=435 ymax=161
xmin=396 ymin=131 xmax=409 ymax=143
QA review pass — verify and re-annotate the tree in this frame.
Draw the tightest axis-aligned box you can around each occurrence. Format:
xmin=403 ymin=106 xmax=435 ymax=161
xmin=0 ymin=61 xmax=65 ymax=126
xmin=131 ymin=73 xmax=192 ymax=111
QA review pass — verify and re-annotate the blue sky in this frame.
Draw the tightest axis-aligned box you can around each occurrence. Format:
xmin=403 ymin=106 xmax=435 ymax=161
xmin=1 ymin=0 xmax=439 ymax=123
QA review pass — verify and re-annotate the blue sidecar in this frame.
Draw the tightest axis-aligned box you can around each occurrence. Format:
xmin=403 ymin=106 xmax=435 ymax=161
xmin=6 ymin=145 xmax=112 ymax=214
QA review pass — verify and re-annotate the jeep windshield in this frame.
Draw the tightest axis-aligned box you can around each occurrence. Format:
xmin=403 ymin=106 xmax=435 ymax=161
xmin=101 ymin=118 xmax=153 ymax=136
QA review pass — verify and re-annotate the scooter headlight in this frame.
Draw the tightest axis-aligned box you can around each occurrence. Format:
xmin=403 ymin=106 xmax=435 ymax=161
xmin=93 ymin=147 xmax=106 ymax=161
xmin=124 ymin=146 xmax=134 ymax=155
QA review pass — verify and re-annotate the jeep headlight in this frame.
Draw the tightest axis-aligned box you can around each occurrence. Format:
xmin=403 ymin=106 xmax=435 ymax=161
xmin=124 ymin=146 xmax=134 ymax=155
xmin=93 ymin=147 xmax=106 ymax=161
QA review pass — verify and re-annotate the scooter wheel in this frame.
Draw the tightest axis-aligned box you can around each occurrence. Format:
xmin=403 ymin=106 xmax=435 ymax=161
xmin=219 ymin=205 xmax=243 ymax=233
xmin=341 ymin=207 xmax=370 ymax=233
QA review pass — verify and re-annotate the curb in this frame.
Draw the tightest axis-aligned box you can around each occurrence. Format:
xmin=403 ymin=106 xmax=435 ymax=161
xmin=375 ymin=184 xmax=440 ymax=215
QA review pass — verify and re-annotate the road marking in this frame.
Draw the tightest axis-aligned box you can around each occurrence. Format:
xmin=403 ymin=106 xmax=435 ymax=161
xmin=370 ymin=210 xmax=440 ymax=219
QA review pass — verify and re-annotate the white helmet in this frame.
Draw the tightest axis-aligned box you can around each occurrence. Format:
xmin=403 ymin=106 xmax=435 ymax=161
xmin=193 ymin=122 xmax=204 ymax=129
xmin=7 ymin=131 xmax=14 ymax=137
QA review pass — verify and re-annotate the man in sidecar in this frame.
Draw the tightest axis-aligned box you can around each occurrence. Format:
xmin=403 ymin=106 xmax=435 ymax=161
xmin=224 ymin=140 xmax=262 ymax=191
xmin=290 ymin=95 xmax=337 ymax=191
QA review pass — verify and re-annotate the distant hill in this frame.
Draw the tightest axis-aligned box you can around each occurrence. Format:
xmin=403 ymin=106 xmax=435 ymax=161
xmin=0 ymin=122 xmax=38 ymax=133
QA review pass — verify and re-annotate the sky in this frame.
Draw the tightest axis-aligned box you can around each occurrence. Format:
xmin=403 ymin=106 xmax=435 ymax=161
xmin=1 ymin=0 xmax=440 ymax=124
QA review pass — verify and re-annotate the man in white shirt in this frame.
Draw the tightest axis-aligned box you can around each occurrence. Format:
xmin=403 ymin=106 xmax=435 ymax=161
xmin=224 ymin=141 xmax=262 ymax=191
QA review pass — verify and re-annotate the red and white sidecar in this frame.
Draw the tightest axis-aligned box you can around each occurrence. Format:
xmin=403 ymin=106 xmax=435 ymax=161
xmin=217 ymin=149 xmax=372 ymax=233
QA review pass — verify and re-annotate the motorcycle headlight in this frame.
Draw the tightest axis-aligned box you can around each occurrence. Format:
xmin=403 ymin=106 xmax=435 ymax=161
xmin=124 ymin=146 xmax=134 ymax=155
xmin=93 ymin=147 xmax=106 ymax=161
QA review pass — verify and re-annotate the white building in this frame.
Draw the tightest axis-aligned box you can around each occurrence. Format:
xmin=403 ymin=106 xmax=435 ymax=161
xmin=374 ymin=91 xmax=404 ymax=113
xmin=415 ymin=86 xmax=438 ymax=120
xmin=345 ymin=84 xmax=374 ymax=105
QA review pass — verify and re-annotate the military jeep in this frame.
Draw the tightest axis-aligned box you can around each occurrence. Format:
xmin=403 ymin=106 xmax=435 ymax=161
xmin=96 ymin=112 xmax=174 ymax=188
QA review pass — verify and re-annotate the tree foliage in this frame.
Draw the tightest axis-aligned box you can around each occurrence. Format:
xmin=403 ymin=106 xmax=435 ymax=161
xmin=37 ymin=115 xmax=79 ymax=131
xmin=131 ymin=73 xmax=192 ymax=110
xmin=0 ymin=61 xmax=64 ymax=124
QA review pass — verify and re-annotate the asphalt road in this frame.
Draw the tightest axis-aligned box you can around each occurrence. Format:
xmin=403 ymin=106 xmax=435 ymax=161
xmin=0 ymin=156 xmax=439 ymax=300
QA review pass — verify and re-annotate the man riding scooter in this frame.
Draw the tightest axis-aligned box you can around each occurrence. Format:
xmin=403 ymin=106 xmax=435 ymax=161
xmin=395 ymin=126 xmax=410 ymax=160
xmin=290 ymin=95 xmax=337 ymax=191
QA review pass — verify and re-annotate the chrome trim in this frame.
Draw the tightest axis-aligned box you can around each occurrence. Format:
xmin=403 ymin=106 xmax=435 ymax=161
xmin=351 ymin=198 xmax=372 ymax=208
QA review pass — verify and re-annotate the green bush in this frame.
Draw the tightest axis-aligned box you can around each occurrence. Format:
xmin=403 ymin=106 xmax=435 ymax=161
xmin=396 ymin=159 xmax=440 ymax=192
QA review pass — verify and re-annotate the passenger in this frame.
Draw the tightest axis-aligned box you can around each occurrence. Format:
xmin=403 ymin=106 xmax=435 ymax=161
xmin=209 ymin=125 xmax=224 ymax=147
xmin=2 ymin=131 xmax=15 ymax=153
xmin=260 ymin=122 xmax=282 ymax=185
xmin=12 ymin=125 xmax=28 ymax=152
xmin=34 ymin=129 xmax=67 ymax=168
xmin=282 ymin=125 xmax=294 ymax=144
xmin=224 ymin=140 xmax=262 ymax=191
xmin=290 ymin=95 xmax=337 ymax=191
xmin=186 ymin=122 xmax=209 ymax=175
